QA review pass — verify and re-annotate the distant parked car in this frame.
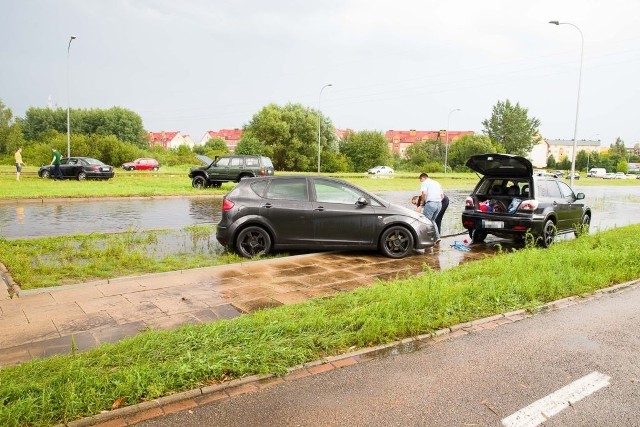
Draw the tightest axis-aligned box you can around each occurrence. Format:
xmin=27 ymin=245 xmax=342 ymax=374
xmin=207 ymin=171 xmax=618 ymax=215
xmin=38 ymin=157 xmax=115 ymax=180
xmin=367 ymin=165 xmax=394 ymax=175
xmin=122 ymin=158 xmax=160 ymax=171
xmin=462 ymin=153 xmax=590 ymax=248
xmin=565 ymin=172 xmax=580 ymax=180
xmin=216 ymin=175 xmax=436 ymax=258
xmin=189 ymin=154 xmax=275 ymax=189
xmin=614 ymin=172 xmax=627 ymax=180
xmin=602 ymin=173 xmax=615 ymax=179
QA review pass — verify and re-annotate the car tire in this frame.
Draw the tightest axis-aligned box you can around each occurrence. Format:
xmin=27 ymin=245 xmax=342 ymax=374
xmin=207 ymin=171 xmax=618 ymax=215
xmin=77 ymin=171 xmax=87 ymax=181
xmin=380 ymin=226 xmax=414 ymax=258
xmin=539 ymin=219 xmax=556 ymax=248
xmin=470 ymin=229 xmax=487 ymax=243
xmin=235 ymin=226 xmax=272 ymax=258
xmin=192 ymin=176 xmax=209 ymax=189
xmin=41 ymin=170 xmax=50 ymax=179
xmin=152 ymin=167 xmax=159 ymax=171
xmin=575 ymin=213 xmax=590 ymax=238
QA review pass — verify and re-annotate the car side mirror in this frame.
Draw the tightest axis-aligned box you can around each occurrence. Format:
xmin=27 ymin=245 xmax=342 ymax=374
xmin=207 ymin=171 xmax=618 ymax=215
xmin=576 ymin=193 xmax=585 ymax=200
xmin=356 ymin=197 xmax=368 ymax=206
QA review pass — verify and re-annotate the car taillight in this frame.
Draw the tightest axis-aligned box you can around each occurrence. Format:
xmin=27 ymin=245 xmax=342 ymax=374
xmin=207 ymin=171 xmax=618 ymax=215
xmin=260 ymin=167 xmax=265 ymax=176
xmin=518 ymin=199 xmax=538 ymax=211
xmin=92 ymin=166 xmax=99 ymax=171
xmin=222 ymin=199 xmax=235 ymax=211
xmin=465 ymin=196 xmax=475 ymax=208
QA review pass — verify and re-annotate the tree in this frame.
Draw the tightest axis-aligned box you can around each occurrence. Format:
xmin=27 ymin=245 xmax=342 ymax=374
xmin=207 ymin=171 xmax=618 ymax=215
xmin=235 ymin=135 xmax=271 ymax=156
xmin=339 ymin=130 xmax=390 ymax=172
xmin=481 ymin=99 xmax=541 ymax=156
xmin=546 ymin=154 xmax=556 ymax=169
xmin=609 ymin=137 xmax=627 ymax=157
xmin=242 ymin=103 xmax=336 ymax=171
xmin=194 ymin=137 xmax=230 ymax=157
xmin=19 ymin=106 xmax=147 ymax=147
xmin=0 ymin=99 xmax=25 ymax=155
xmin=575 ymin=150 xmax=589 ymax=171
xmin=447 ymin=135 xmax=497 ymax=171
xmin=405 ymin=139 xmax=444 ymax=172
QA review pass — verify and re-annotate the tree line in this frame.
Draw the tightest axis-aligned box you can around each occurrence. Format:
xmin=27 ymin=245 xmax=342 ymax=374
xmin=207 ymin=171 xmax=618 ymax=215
xmin=1 ymin=98 xmax=637 ymax=172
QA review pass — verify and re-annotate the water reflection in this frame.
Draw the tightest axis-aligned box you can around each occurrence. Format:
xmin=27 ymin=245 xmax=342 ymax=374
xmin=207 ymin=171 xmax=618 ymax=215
xmin=0 ymin=197 xmax=222 ymax=239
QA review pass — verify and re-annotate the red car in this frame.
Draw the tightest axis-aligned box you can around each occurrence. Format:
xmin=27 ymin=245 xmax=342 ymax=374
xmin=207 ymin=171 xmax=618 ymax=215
xmin=122 ymin=158 xmax=160 ymax=171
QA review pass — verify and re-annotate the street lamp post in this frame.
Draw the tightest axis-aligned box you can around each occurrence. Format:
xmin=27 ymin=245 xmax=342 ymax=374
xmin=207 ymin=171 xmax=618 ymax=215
xmin=66 ymin=35 xmax=77 ymax=158
xmin=549 ymin=20 xmax=583 ymax=187
xmin=444 ymin=108 xmax=461 ymax=176
xmin=317 ymin=83 xmax=332 ymax=174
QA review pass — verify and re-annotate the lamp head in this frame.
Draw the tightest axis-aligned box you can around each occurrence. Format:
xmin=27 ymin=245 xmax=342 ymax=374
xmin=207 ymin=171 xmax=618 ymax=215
xmin=548 ymin=20 xmax=560 ymax=25
xmin=70 ymin=35 xmax=77 ymax=40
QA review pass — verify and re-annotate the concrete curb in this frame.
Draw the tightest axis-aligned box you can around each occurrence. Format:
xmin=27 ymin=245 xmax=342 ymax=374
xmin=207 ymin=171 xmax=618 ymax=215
xmin=54 ymin=277 xmax=640 ymax=427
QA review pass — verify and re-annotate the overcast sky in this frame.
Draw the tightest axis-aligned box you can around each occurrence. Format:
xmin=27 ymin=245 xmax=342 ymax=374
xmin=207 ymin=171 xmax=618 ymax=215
xmin=2 ymin=0 xmax=639 ymax=147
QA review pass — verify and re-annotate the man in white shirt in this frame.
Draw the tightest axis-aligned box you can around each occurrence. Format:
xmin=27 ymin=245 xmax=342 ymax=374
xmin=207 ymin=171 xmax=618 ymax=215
xmin=418 ymin=173 xmax=443 ymax=242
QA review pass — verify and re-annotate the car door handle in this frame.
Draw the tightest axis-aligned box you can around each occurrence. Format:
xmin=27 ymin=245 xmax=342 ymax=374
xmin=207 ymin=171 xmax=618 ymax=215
xmin=262 ymin=203 xmax=272 ymax=209
xmin=315 ymin=206 xmax=325 ymax=211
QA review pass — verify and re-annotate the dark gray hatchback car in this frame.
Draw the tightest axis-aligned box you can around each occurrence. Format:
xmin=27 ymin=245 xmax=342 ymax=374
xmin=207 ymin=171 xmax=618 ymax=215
xmin=461 ymin=153 xmax=591 ymax=247
xmin=216 ymin=176 xmax=436 ymax=258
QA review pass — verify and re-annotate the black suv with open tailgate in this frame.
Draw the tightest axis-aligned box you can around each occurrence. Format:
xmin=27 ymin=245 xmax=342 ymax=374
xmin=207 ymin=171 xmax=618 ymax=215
xmin=189 ymin=154 xmax=275 ymax=188
xmin=461 ymin=153 xmax=591 ymax=247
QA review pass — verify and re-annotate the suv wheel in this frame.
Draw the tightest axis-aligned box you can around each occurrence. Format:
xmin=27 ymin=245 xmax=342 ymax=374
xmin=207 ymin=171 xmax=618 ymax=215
xmin=192 ymin=176 xmax=209 ymax=189
xmin=539 ymin=219 xmax=557 ymax=248
xmin=470 ymin=229 xmax=487 ymax=243
xmin=380 ymin=226 xmax=414 ymax=258
xmin=235 ymin=226 xmax=272 ymax=258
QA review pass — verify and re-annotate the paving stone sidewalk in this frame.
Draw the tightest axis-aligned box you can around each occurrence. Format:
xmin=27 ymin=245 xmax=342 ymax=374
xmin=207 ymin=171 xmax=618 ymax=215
xmin=0 ymin=236 xmax=484 ymax=367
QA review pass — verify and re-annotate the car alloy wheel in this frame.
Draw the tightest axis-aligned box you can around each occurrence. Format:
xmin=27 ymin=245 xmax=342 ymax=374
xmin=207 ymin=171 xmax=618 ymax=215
xmin=77 ymin=171 xmax=87 ymax=181
xmin=380 ymin=225 xmax=414 ymax=258
xmin=41 ymin=170 xmax=50 ymax=179
xmin=235 ymin=226 xmax=272 ymax=258
xmin=539 ymin=219 xmax=557 ymax=248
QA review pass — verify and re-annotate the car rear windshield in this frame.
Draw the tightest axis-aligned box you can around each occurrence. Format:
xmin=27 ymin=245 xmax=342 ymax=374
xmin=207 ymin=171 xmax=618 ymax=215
xmin=261 ymin=157 xmax=274 ymax=168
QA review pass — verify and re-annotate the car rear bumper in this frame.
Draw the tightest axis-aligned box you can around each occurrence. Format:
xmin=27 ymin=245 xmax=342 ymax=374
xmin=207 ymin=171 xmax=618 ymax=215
xmin=461 ymin=211 xmax=543 ymax=236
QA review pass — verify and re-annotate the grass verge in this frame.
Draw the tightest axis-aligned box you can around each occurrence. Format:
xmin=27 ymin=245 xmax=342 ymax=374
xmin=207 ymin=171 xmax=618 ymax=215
xmin=1 ymin=225 xmax=639 ymax=426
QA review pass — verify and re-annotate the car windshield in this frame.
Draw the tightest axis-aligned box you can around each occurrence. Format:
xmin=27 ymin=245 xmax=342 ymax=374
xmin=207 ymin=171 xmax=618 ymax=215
xmin=195 ymin=154 xmax=214 ymax=166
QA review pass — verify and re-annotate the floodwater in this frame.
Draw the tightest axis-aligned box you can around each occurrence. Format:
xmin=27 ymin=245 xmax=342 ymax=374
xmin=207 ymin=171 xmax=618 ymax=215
xmin=0 ymin=186 xmax=638 ymax=241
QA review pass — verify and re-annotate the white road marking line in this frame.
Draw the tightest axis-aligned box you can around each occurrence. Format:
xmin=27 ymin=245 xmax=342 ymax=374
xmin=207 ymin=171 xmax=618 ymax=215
xmin=501 ymin=371 xmax=611 ymax=427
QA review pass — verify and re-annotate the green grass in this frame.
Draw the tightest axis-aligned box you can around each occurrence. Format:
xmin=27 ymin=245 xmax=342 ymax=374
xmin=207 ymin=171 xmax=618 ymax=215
xmin=1 ymin=225 xmax=639 ymax=426
xmin=1 ymin=166 xmax=638 ymax=200
xmin=0 ymin=227 xmax=263 ymax=290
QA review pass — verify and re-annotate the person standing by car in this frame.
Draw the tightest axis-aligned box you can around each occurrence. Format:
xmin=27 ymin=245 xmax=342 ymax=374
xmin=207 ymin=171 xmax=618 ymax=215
xmin=14 ymin=147 xmax=24 ymax=181
xmin=418 ymin=173 xmax=443 ymax=243
xmin=51 ymin=148 xmax=63 ymax=180
xmin=434 ymin=193 xmax=449 ymax=235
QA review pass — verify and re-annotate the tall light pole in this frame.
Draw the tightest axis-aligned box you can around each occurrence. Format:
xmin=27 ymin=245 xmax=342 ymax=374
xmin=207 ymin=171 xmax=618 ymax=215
xmin=444 ymin=108 xmax=461 ymax=176
xmin=549 ymin=20 xmax=583 ymax=187
xmin=66 ymin=35 xmax=77 ymax=158
xmin=317 ymin=83 xmax=332 ymax=174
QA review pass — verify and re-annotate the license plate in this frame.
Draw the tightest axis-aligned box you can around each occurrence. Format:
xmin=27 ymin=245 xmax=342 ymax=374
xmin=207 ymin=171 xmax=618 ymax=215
xmin=483 ymin=220 xmax=504 ymax=228
xmin=101 ymin=167 xmax=110 ymax=172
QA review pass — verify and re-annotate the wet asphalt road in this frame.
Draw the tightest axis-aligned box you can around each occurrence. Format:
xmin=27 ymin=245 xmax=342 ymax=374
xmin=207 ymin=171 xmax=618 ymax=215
xmin=137 ymin=284 xmax=640 ymax=427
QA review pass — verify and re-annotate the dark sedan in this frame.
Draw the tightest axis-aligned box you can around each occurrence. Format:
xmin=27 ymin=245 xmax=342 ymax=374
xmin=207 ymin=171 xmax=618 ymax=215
xmin=216 ymin=176 xmax=437 ymax=258
xmin=38 ymin=157 xmax=115 ymax=180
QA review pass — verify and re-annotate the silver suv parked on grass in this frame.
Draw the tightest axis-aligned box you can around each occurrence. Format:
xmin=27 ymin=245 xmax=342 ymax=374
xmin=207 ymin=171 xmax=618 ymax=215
xmin=461 ymin=153 xmax=591 ymax=247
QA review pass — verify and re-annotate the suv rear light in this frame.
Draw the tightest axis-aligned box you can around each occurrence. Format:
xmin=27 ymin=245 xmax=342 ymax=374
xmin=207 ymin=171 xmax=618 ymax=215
xmin=518 ymin=199 xmax=538 ymax=211
xmin=222 ymin=199 xmax=235 ymax=211
xmin=260 ymin=167 xmax=265 ymax=176
xmin=465 ymin=196 xmax=475 ymax=208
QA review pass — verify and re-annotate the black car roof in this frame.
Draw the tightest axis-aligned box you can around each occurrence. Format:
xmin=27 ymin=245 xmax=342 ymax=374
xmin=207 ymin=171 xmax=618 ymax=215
xmin=466 ymin=153 xmax=533 ymax=178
